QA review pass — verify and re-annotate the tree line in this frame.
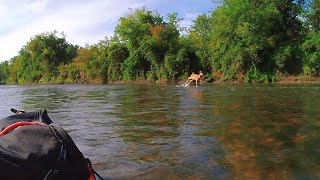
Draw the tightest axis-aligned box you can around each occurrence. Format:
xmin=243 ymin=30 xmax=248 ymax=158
xmin=0 ymin=0 xmax=319 ymax=84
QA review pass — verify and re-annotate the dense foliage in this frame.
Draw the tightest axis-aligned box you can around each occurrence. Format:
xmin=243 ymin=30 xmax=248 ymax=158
xmin=0 ymin=1 xmax=319 ymax=84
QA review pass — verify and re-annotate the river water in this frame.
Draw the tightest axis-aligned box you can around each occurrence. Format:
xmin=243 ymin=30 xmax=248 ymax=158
xmin=0 ymin=84 xmax=320 ymax=179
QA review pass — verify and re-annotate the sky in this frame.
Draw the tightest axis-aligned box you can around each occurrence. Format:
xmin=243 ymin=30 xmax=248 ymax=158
xmin=0 ymin=0 xmax=219 ymax=62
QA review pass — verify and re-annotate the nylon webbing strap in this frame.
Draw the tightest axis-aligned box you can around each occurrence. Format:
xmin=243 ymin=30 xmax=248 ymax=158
xmin=0 ymin=121 xmax=47 ymax=137
xmin=49 ymin=125 xmax=67 ymax=161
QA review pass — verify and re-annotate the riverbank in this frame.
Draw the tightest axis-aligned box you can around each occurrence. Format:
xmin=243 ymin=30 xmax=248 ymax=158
xmin=275 ymin=75 xmax=320 ymax=84
xmin=3 ymin=75 xmax=320 ymax=86
xmin=106 ymin=75 xmax=320 ymax=85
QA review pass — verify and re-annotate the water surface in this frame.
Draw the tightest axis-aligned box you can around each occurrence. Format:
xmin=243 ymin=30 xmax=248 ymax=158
xmin=0 ymin=84 xmax=319 ymax=179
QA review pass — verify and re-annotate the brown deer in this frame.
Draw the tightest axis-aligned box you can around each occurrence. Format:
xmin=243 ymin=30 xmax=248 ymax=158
xmin=185 ymin=70 xmax=204 ymax=87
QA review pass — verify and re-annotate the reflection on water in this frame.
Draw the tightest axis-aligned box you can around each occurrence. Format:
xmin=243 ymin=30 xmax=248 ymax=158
xmin=0 ymin=84 xmax=320 ymax=179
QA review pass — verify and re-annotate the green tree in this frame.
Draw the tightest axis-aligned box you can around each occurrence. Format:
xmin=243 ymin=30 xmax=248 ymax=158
xmin=209 ymin=0 xmax=304 ymax=82
xmin=158 ymin=13 xmax=185 ymax=80
xmin=6 ymin=56 xmax=20 ymax=84
xmin=301 ymin=0 xmax=320 ymax=75
xmin=302 ymin=32 xmax=320 ymax=75
xmin=115 ymin=9 xmax=186 ymax=81
xmin=115 ymin=8 xmax=159 ymax=79
xmin=60 ymin=47 xmax=96 ymax=83
xmin=0 ymin=61 xmax=9 ymax=84
xmin=107 ymin=41 xmax=129 ymax=81
xmin=189 ymin=14 xmax=212 ymax=72
xmin=16 ymin=31 xmax=78 ymax=83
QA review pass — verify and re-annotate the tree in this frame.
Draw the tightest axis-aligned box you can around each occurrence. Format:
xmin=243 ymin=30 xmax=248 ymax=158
xmin=16 ymin=31 xmax=78 ymax=83
xmin=208 ymin=0 xmax=304 ymax=82
xmin=58 ymin=47 xmax=97 ymax=83
xmin=107 ymin=42 xmax=129 ymax=81
xmin=189 ymin=14 xmax=212 ymax=72
xmin=0 ymin=61 xmax=9 ymax=84
xmin=301 ymin=0 xmax=320 ymax=75
xmin=6 ymin=56 xmax=20 ymax=84
xmin=115 ymin=8 xmax=160 ymax=79
xmin=115 ymin=8 xmax=187 ymax=81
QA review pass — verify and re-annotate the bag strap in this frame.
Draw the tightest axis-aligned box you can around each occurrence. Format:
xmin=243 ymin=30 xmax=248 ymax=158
xmin=49 ymin=124 xmax=105 ymax=180
xmin=0 ymin=121 xmax=47 ymax=137
xmin=49 ymin=124 xmax=103 ymax=180
xmin=49 ymin=125 xmax=67 ymax=161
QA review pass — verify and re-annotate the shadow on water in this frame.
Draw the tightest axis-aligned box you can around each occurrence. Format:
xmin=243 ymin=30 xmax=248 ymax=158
xmin=0 ymin=84 xmax=320 ymax=179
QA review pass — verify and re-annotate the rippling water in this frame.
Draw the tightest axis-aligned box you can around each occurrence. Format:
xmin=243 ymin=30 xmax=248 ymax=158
xmin=0 ymin=84 xmax=320 ymax=179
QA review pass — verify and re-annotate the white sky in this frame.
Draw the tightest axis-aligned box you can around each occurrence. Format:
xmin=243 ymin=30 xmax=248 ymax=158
xmin=0 ymin=0 xmax=217 ymax=61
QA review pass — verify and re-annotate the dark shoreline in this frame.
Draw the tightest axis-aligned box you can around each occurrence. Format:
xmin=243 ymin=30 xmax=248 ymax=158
xmin=2 ymin=75 xmax=320 ymax=86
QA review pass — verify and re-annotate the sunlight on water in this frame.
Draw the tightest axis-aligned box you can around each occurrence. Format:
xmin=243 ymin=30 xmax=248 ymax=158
xmin=0 ymin=84 xmax=320 ymax=179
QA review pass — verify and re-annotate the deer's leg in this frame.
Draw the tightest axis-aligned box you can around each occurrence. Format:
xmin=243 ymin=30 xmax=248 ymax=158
xmin=187 ymin=79 xmax=193 ymax=86
xmin=185 ymin=78 xmax=190 ymax=85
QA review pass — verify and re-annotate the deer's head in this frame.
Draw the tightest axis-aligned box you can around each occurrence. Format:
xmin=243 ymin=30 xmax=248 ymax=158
xmin=199 ymin=71 xmax=203 ymax=77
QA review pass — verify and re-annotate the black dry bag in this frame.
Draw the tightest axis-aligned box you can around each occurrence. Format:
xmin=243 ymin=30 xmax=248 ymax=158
xmin=0 ymin=109 xmax=96 ymax=180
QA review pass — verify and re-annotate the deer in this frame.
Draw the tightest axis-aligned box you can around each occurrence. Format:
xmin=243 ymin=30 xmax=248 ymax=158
xmin=185 ymin=70 xmax=204 ymax=87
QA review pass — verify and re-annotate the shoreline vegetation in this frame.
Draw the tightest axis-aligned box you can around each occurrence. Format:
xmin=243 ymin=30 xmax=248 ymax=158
xmin=4 ymin=74 xmax=320 ymax=85
xmin=0 ymin=1 xmax=320 ymax=85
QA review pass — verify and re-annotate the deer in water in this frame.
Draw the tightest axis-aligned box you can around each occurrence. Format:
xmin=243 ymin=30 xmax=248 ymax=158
xmin=185 ymin=70 xmax=204 ymax=87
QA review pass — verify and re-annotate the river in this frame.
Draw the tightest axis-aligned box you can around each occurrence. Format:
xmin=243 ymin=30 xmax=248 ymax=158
xmin=0 ymin=84 xmax=319 ymax=179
